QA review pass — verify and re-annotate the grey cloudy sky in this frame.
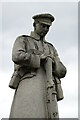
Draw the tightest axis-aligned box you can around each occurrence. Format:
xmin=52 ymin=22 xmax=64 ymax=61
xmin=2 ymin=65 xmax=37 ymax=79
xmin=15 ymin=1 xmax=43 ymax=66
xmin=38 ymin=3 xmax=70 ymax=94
xmin=0 ymin=2 xmax=78 ymax=118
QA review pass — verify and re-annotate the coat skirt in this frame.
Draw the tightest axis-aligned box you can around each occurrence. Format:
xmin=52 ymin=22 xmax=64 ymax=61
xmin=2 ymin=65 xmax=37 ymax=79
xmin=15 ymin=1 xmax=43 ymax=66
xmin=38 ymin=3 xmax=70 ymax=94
xmin=10 ymin=66 xmax=49 ymax=118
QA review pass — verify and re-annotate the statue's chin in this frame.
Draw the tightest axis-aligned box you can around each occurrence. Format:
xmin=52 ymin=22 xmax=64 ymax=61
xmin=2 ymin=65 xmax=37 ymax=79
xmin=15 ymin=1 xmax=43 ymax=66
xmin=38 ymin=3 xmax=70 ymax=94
xmin=40 ymin=32 xmax=47 ymax=37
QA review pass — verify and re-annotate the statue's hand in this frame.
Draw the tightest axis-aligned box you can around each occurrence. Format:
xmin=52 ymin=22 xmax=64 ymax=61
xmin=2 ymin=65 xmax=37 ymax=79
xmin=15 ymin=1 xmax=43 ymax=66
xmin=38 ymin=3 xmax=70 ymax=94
xmin=47 ymin=54 xmax=53 ymax=59
xmin=40 ymin=53 xmax=55 ymax=64
xmin=40 ymin=53 xmax=47 ymax=63
xmin=41 ymin=53 xmax=46 ymax=59
xmin=46 ymin=54 xmax=55 ymax=64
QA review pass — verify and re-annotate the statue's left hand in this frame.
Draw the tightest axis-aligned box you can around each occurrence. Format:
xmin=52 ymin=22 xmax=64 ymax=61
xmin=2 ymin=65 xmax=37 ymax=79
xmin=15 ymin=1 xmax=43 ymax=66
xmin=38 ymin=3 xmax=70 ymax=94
xmin=40 ymin=53 xmax=47 ymax=63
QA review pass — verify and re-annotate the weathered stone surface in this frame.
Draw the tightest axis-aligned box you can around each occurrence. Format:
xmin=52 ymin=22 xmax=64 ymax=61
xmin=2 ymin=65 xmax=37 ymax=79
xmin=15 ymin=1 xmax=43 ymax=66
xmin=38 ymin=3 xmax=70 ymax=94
xmin=9 ymin=13 xmax=67 ymax=118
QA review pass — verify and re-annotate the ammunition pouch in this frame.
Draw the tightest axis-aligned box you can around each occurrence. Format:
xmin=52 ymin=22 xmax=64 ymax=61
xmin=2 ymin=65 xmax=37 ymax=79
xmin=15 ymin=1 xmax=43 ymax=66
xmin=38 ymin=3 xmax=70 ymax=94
xmin=53 ymin=61 xmax=67 ymax=79
xmin=9 ymin=66 xmax=37 ymax=89
xmin=9 ymin=71 xmax=21 ymax=89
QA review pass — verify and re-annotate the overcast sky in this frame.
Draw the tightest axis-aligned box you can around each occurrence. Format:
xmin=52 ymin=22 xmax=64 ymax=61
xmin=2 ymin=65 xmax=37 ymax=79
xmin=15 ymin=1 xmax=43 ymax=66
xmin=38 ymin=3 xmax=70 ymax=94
xmin=0 ymin=2 xmax=78 ymax=119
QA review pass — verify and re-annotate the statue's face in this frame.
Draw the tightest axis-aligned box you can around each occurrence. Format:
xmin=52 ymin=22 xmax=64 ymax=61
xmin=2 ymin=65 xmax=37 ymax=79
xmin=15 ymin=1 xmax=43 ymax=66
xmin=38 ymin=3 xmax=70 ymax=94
xmin=35 ymin=22 xmax=50 ymax=37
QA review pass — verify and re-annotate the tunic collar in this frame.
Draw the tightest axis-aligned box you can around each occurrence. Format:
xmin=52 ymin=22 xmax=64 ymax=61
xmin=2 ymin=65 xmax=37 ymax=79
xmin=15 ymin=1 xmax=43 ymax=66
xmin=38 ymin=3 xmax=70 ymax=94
xmin=30 ymin=31 xmax=47 ymax=42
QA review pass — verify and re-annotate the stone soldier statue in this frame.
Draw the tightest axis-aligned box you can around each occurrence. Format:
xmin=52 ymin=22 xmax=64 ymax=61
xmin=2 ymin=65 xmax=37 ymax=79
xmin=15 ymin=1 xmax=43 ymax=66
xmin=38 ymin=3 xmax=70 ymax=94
xmin=9 ymin=13 xmax=67 ymax=118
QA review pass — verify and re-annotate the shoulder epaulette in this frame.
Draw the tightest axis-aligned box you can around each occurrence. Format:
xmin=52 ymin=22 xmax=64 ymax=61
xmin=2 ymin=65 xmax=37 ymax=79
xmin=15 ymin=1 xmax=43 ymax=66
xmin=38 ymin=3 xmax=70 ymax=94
xmin=47 ymin=42 xmax=53 ymax=47
xmin=16 ymin=35 xmax=28 ymax=38
xmin=21 ymin=35 xmax=28 ymax=37
xmin=16 ymin=35 xmax=40 ymax=42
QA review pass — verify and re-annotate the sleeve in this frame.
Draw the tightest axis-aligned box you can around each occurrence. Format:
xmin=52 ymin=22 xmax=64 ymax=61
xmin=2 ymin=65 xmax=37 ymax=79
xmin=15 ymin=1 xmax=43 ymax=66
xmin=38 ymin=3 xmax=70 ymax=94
xmin=12 ymin=36 xmax=40 ymax=68
xmin=51 ymin=45 xmax=67 ymax=78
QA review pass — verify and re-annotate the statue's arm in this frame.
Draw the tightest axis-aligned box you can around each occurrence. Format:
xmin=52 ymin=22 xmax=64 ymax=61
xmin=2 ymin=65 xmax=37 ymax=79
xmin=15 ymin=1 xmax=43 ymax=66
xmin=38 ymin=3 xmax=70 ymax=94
xmin=52 ymin=46 xmax=67 ymax=78
xmin=12 ymin=36 xmax=30 ymax=66
xmin=12 ymin=36 xmax=40 ymax=68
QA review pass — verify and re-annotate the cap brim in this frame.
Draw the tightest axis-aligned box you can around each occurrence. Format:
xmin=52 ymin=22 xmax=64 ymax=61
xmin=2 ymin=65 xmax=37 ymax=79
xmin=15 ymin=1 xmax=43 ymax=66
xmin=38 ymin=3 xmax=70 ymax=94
xmin=39 ymin=21 xmax=51 ymax=26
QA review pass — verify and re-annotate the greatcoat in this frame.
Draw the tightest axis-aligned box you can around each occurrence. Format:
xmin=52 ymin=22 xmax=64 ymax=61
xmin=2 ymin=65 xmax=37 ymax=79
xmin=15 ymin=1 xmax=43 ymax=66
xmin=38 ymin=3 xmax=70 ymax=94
xmin=9 ymin=31 xmax=67 ymax=118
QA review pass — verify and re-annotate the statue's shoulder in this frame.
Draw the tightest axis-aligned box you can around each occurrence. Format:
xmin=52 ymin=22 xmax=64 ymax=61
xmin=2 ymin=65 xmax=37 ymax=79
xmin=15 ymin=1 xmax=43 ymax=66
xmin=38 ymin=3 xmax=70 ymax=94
xmin=15 ymin=35 xmax=38 ymax=48
xmin=46 ymin=41 xmax=57 ymax=52
xmin=17 ymin=35 xmax=36 ymax=40
xmin=47 ymin=42 xmax=53 ymax=47
xmin=46 ymin=41 xmax=55 ymax=49
xmin=16 ymin=35 xmax=33 ymax=42
xmin=16 ymin=35 xmax=29 ymax=39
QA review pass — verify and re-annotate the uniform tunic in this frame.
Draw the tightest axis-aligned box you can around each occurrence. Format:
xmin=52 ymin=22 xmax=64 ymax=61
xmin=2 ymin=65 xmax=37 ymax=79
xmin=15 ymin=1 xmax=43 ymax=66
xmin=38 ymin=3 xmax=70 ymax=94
xmin=9 ymin=31 xmax=66 ymax=118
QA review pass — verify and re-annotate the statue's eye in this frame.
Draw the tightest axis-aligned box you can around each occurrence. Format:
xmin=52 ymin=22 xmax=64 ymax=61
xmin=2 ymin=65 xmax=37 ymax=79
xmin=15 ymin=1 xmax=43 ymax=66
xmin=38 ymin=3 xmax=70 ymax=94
xmin=42 ymin=25 xmax=46 ymax=28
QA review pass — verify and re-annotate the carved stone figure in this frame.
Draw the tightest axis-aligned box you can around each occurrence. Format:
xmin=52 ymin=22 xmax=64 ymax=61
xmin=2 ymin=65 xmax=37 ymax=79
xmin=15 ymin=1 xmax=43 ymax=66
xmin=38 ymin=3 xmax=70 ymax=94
xmin=9 ymin=13 xmax=67 ymax=118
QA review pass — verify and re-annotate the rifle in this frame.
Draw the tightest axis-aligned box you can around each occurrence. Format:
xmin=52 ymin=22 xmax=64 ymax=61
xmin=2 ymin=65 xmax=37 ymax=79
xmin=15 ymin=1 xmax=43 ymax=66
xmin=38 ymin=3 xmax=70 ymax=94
xmin=44 ymin=57 xmax=59 ymax=118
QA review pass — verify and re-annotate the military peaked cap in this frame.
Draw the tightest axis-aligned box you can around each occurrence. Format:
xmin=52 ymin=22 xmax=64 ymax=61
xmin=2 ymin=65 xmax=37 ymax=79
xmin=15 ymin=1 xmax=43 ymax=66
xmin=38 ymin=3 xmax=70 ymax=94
xmin=32 ymin=13 xmax=55 ymax=26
